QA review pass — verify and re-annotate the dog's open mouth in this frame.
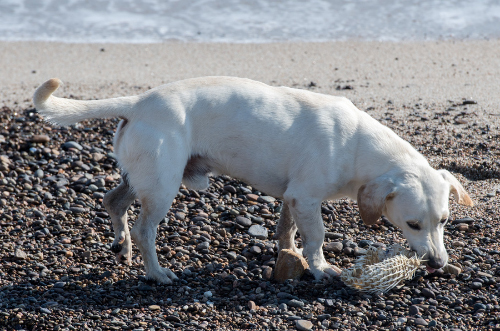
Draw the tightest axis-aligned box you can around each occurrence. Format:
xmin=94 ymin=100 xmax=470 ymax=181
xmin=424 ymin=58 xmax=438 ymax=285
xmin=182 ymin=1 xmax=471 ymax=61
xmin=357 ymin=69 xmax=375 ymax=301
xmin=426 ymin=265 xmax=437 ymax=273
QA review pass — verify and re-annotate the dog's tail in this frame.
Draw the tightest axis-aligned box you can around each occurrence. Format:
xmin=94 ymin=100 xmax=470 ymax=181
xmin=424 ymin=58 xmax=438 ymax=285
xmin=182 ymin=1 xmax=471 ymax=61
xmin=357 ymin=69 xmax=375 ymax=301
xmin=33 ymin=78 xmax=139 ymax=126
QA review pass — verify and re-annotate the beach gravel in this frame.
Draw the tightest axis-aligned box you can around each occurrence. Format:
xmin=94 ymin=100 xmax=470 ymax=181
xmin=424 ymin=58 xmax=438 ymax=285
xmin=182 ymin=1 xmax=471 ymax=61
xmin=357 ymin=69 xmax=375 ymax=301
xmin=0 ymin=40 xmax=499 ymax=330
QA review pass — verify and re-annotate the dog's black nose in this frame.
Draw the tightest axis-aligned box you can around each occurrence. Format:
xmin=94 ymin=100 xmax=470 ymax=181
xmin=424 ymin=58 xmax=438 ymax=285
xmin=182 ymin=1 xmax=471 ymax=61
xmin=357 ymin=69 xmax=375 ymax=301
xmin=111 ymin=243 xmax=123 ymax=253
xmin=427 ymin=257 xmax=445 ymax=270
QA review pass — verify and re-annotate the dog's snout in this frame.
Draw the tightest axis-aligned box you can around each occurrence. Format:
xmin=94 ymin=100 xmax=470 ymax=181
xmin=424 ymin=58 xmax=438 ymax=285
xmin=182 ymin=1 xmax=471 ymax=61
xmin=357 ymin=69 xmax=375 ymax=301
xmin=427 ymin=257 xmax=445 ymax=270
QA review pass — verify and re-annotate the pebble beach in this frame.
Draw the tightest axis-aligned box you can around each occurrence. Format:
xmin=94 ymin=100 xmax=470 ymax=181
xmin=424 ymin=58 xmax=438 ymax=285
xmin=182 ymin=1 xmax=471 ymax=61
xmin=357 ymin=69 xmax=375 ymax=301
xmin=0 ymin=40 xmax=499 ymax=330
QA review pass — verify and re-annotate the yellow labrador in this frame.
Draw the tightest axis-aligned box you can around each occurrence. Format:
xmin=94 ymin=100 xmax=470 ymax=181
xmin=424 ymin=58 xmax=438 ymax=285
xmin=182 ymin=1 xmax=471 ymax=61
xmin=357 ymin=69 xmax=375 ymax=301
xmin=34 ymin=77 xmax=473 ymax=283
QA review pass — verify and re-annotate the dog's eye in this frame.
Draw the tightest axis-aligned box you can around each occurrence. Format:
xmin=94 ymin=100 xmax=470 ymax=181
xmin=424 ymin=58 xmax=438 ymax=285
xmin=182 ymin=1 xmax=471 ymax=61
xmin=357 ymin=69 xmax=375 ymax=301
xmin=440 ymin=218 xmax=448 ymax=225
xmin=407 ymin=221 xmax=421 ymax=230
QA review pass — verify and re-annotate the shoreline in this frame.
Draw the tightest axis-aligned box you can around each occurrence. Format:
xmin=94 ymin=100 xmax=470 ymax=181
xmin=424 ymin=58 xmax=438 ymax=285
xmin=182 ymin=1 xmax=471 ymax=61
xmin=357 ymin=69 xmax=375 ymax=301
xmin=1 ymin=40 xmax=500 ymax=112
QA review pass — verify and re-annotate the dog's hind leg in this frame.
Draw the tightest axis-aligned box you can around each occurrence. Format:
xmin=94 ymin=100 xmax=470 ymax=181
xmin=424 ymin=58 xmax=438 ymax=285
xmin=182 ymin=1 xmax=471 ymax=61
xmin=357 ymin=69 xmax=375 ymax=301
xmin=103 ymin=175 xmax=136 ymax=265
xmin=275 ymin=202 xmax=302 ymax=255
xmin=130 ymin=183 xmax=179 ymax=284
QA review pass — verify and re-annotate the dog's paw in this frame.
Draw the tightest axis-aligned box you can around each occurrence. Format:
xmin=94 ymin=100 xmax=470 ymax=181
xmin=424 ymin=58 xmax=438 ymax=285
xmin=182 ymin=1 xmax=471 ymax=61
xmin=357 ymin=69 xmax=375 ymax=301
xmin=147 ymin=267 xmax=178 ymax=284
xmin=311 ymin=264 xmax=342 ymax=280
xmin=111 ymin=233 xmax=132 ymax=265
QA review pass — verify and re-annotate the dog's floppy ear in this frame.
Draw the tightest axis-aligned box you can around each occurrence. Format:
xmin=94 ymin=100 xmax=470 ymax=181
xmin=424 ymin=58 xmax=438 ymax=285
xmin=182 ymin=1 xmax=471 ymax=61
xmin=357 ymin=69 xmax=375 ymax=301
xmin=438 ymin=170 xmax=474 ymax=207
xmin=357 ymin=177 xmax=396 ymax=225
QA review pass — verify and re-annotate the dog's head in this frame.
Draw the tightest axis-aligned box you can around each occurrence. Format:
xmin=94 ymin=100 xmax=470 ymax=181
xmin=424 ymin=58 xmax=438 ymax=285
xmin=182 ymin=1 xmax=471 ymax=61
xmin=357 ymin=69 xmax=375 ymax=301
xmin=357 ymin=167 xmax=473 ymax=273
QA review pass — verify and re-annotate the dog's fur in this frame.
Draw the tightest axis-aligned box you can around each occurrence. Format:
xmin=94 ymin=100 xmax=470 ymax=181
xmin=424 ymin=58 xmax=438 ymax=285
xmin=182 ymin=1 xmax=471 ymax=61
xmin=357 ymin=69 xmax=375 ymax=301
xmin=33 ymin=76 xmax=473 ymax=283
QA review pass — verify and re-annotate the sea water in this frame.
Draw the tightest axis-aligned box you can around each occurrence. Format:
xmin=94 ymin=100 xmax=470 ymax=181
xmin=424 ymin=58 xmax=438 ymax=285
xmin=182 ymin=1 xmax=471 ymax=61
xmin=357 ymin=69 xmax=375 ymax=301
xmin=0 ymin=0 xmax=499 ymax=43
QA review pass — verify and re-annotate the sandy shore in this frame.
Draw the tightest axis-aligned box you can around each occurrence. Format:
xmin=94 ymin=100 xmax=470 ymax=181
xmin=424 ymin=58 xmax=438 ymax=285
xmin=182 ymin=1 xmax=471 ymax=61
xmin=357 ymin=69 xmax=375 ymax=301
xmin=0 ymin=41 xmax=499 ymax=330
xmin=1 ymin=40 xmax=500 ymax=113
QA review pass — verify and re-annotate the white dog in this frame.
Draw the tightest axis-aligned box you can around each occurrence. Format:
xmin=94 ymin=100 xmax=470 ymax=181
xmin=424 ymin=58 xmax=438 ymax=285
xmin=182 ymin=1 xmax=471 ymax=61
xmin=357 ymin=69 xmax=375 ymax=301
xmin=33 ymin=77 xmax=473 ymax=284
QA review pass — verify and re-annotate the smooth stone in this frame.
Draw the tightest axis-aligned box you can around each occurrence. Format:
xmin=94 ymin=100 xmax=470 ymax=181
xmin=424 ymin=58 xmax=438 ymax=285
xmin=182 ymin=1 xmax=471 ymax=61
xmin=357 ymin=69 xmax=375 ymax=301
xmin=262 ymin=267 xmax=273 ymax=280
xmin=40 ymin=308 xmax=51 ymax=314
xmin=249 ymin=246 xmax=262 ymax=254
xmin=409 ymin=305 xmax=420 ymax=315
xmin=296 ymin=319 xmax=313 ymax=331
xmin=443 ymin=264 xmax=461 ymax=275
xmin=149 ymin=305 xmax=161 ymax=311
xmin=196 ymin=242 xmax=210 ymax=251
xmin=414 ymin=318 xmax=428 ymax=326
xmin=31 ymin=134 xmax=50 ymax=143
xmin=248 ymin=300 xmax=257 ymax=310
xmin=62 ymin=141 xmax=83 ymax=150
xmin=324 ymin=242 xmax=343 ymax=253
xmin=422 ymin=288 xmax=436 ymax=299
xmin=470 ymin=282 xmax=482 ymax=289
xmin=274 ymin=249 xmax=308 ymax=282
xmin=223 ymin=185 xmax=237 ymax=194
xmin=15 ymin=248 xmax=27 ymax=260
xmin=287 ymin=299 xmax=304 ymax=308
xmin=34 ymin=169 xmax=44 ymax=178
xmin=353 ymin=247 xmax=367 ymax=256
xmin=258 ymin=195 xmax=276 ymax=204
xmin=452 ymin=217 xmax=474 ymax=224
xmin=358 ymin=239 xmax=373 ymax=248
xmin=235 ymin=216 xmax=252 ymax=227
xmin=246 ymin=193 xmax=259 ymax=201
xmin=248 ymin=224 xmax=268 ymax=239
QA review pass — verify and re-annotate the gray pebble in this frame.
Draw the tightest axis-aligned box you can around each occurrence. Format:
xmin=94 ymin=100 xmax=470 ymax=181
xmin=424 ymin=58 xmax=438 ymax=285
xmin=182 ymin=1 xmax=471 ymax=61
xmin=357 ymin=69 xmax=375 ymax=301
xmin=470 ymin=282 xmax=482 ymax=289
xmin=62 ymin=141 xmax=83 ymax=150
xmin=235 ymin=216 xmax=252 ymax=227
xmin=324 ymin=242 xmax=343 ymax=253
xmin=248 ymin=224 xmax=268 ymax=239
xmin=196 ymin=241 xmax=210 ymax=251
xmin=296 ymin=319 xmax=313 ymax=331
xmin=287 ymin=299 xmax=304 ymax=308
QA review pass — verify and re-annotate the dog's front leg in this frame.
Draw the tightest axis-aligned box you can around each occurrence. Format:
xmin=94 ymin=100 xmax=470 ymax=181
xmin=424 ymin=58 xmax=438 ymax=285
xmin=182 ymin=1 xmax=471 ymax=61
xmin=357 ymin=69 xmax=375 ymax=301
xmin=284 ymin=192 xmax=341 ymax=280
xmin=103 ymin=179 xmax=136 ymax=265
xmin=275 ymin=202 xmax=302 ymax=255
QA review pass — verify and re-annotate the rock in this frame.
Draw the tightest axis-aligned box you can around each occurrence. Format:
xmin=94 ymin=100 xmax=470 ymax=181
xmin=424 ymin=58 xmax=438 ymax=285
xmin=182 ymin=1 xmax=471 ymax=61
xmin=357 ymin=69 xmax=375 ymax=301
xmin=34 ymin=169 xmax=44 ymax=178
xmin=462 ymin=99 xmax=477 ymax=105
xmin=443 ymin=264 xmax=461 ymax=275
xmin=175 ymin=211 xmax=186 ymax=220
xmin=14 ymin=248 xmax=27 ymax=260
xmin=358 ymin=239 xmax=373 ymax=248
xmin=31 ymin=134 xmax=50 ymax=143
xmin=409 ymin=305 xmax=420 ymax=315
xmin=296 ymin=319 xmax=313 ymax=331
xmin=40 ymin=308 xmax=51 ymax=314
xmin=164 ymin=315 xmax=181 ymax=323
xmin=456 ymin=224 xmax=469 ymax=231
xmin=353 ymin=247 xmax=367 ymax=256
xmin=324 ymin=242 xmax=343 ymax=253
xmin=149 ymin=305 xmax=161 ymax=311
xmin=62 ymin=141 xmax=83 ymax=150
xmin=258 ymin=195 xmax=276 ymax=204
xmin=274 ymin=249 xmax=308 ymax=282
xmin=414 ymin=318 xmax=428 ymax=326
xmin=287 ymin=299 xmax=304 ymax=308
xmin=235 ymin=216 xmax=252 ymax=227
xmin=452 ymin=241 xmax=466 ymax=247
xmin=470 ymin=282 xmax=482 ymax=289
xmin=262 ymin=267 xmax=273 ymax=280
xmin=223 ymin=185 xmax=237 ymax=194
xmin=246 ymin=193 xmax=259 ymax=201
xmin=248 ymin=224 xmax=268 ymax=239
xmin=249 ymin=245 xmax=261 ymax=254
xmin=452 ymin=217 xmax=474 ymax=224
xmin=325 ymin=232 xmax=343 ymax=239
xmin=203 ymin=291 xmax=213 ymax=298
xmin=422 ymin=288 xmax=436 ymax=298
xmin=248 ymin=300 xmax=257 ymax=310
xmin=196 ymin=242 xmax=210 ymax=251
